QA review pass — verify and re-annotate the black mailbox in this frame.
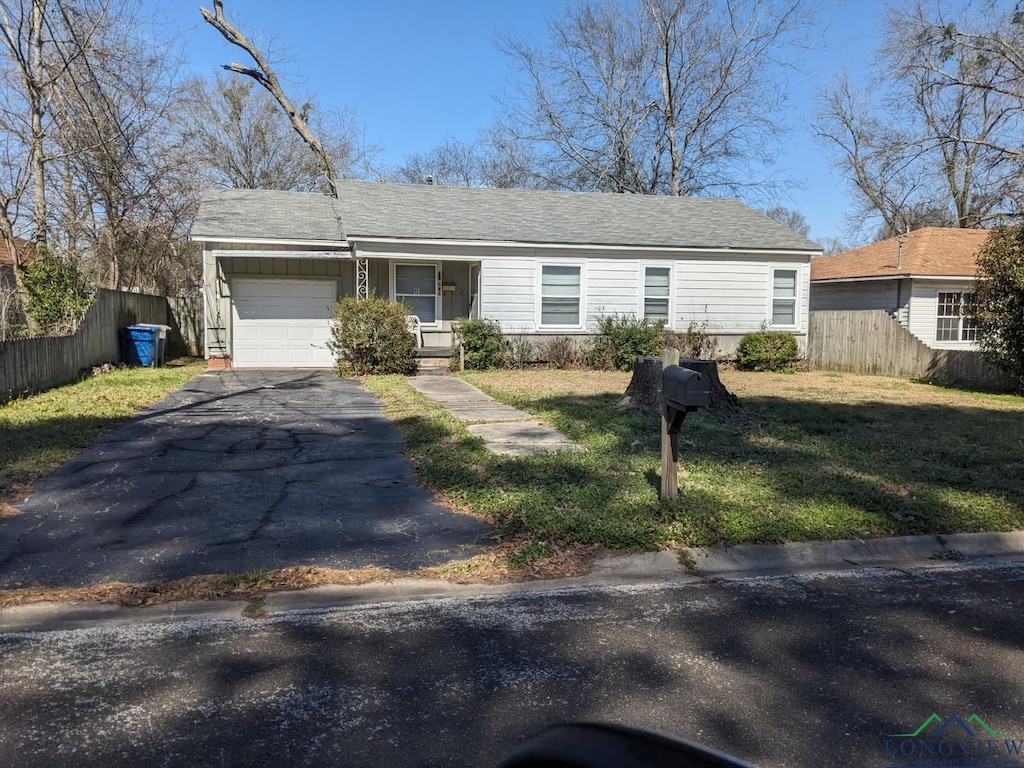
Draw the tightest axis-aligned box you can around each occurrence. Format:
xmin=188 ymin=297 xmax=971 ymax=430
xmin=662 ymin=365 xmax=710 ymax=413
xmin=661 ymin=365 xmax=711 ymax=459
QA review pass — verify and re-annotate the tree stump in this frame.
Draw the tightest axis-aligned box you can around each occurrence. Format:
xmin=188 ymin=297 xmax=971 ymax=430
xmin=616 ymin=355 xmax=741 ymax=413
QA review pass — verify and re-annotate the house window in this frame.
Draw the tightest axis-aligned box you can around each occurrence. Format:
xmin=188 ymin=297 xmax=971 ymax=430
xmin=936 ymin=291 xmax=978 ymax=342
xmin=540 ymin=264 xmax=581 ymax=326
xmin=395 ymin=264 xmax=437 ymax=323
xmin=643 ymin=266 xmax=671 ymax=325
xmin=771 ymin=268 xmax=797 ymax=326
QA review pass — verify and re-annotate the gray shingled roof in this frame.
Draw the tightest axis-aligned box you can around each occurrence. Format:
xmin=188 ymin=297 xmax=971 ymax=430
xmin=192 ymin=181 xmax=820 ymax=251
xmin=190 ymin=188 xmax=347 ymax=243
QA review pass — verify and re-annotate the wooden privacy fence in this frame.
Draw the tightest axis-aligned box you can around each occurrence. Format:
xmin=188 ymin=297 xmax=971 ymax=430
xmin=808 ymin=310 xmax=1018 ymax=392
xmin=167 ymin=295 xmax=202 ymax=359
xmin=0 ymin=289 xmax=203 ymax=401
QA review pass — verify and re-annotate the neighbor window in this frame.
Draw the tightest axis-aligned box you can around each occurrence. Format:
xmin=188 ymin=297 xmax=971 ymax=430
xmin=771 ymin=268 xmax=797 ymax=326
xmin=540 ymin=265 xmax=581 ymax=326
xmin=643 ymin=266 xmax=671 ymax=325
xmin=936 ymin=291 xmax=977 ymax=342
xmin=395 ymin=264 xmax=437 ymax=323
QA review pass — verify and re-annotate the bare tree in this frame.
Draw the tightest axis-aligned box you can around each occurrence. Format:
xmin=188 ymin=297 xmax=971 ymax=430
xmin=0 ymin=0 xmax=47 ymax=253
xmin=186 ymin=74 xmax=373 ymax=193
xmin=200 ymin=0 xmax=339 ymax=198
xmin=0 ymin=0 xmax=203 ymax=313
xmin=390 ymin=136 xmax=487 ymax=187
xmin=498 ymin=0 xmax=816 ymax=199
xmin=763 ymin=206 xmax=811 ymax=237
xmin=815 ymin=1 xmax=1024 ymax=237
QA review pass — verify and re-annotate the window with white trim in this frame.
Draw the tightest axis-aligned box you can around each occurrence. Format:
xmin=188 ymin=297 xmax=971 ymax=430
xmin=540 ymin=265 xmax=581 ymax=326
xmin=395 ymin=264 xmax=437 ymax=323
xmin=643 ymin=266 xmax=671 ymax=325
xmin=936 ymin=291 xmax=978 ymax=342
xmin=771 ymin=268 xmax=797 ymax=326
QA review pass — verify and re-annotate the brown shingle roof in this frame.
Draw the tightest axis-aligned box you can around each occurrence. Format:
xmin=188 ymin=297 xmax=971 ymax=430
xmin=0 ymin=237 xmax=32 ymax=267
xmin=811 ymin=227 xmax=990 ymax=281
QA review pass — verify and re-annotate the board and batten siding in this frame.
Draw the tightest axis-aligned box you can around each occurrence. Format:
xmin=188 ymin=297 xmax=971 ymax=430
xmin=204 ymin=243 xmax=351 ymax=358
xmin=906 ymin=278 xmax=978 ymax=350
xmin=810 ymin=280 xmax=901 ymax=312
xmin=478 ymin=252 xmax=809 ymax=335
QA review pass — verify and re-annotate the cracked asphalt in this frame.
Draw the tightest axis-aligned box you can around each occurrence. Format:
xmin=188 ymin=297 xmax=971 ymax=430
xmin=0 ymin=370 xmax=492 ymax=587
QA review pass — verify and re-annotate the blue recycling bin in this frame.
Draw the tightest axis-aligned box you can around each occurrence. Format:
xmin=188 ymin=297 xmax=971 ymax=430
xmin=139 ymin=324 xmax=170 ymax=365
xmin=123 ymin=324 xmax=160 ymax=367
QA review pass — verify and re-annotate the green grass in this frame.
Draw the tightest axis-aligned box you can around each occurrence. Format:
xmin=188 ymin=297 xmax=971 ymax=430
xmin=0 ymin=361 xmax=205 ymax=501
xmin=366 ymin=370 xmax=1024 ymax=551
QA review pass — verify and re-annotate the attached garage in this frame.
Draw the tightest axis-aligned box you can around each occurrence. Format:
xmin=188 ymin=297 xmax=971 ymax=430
xmin=230 ymin=278 xmax=337 ymax=368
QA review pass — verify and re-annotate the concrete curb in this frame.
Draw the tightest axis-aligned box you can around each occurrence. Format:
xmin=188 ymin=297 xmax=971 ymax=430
xmin=682 ymin=530 xmax=1024 ymax=577
xmin=2 ymin=530 xmax=1022 ymax=634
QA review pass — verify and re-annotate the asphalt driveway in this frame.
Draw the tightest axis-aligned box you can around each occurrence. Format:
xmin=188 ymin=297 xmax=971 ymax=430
xmin=0 ymin=370 xmax=492 ymax=588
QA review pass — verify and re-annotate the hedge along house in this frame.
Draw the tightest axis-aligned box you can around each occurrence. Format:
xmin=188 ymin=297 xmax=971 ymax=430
xmin=810 ymin=227 xmax=991 ymax=350
xmin=190 ymin=181 xmax=821 ymax=368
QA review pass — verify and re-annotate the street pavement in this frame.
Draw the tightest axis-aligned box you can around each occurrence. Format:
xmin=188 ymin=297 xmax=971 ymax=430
xmin=0 ymin=370 xmax=491 ymax=587
xmin=1 ymin=560 xmax=1022 ymax=768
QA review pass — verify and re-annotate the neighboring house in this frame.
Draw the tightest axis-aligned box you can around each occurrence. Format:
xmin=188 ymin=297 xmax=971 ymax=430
xmin=189 ymin=181 xmax=821 ymax=368
xmin=0 ymin=236 xmax=30 ymax=292
xmin=0 ymin=237 xmax=31 ymax=336
xmin=810 ymin=227 xmax=991 ymax=350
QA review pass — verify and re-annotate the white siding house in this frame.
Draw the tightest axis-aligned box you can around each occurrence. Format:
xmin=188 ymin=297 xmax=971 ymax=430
xmin=811 ymin=228 xmax=990 ymax=350
xmin=191 ymin=182 xmax=821 ymax=368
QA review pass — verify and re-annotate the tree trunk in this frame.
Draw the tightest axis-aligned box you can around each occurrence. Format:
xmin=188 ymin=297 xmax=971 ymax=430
xmin=617 ymin=356 xmax=741 ymax=413
xmin=677 ymin=358 xmax=742 ymax=412
xmin=617 ymin=355 xmax=663 ymax=412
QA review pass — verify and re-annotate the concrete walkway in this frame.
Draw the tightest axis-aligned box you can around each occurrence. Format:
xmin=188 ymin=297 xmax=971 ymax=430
xmin=407 ymin=375 xmax=581 ymax=456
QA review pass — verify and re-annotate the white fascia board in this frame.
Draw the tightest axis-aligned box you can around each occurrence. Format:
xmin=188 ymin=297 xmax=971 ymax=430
xmin=908 ymin=275 xmax=979 ymax=282
xmin=212 ymin=249 xmax=352 ymax=259
xmin=812 ymin=274 xmax=976 ymax=284
xmin=351 ymin=235 xmax=819 ymax=259
xmin=192 ymin=234 xmax=349 ymax=248
xmin=811 ymin=275 xmax=903 ymax=284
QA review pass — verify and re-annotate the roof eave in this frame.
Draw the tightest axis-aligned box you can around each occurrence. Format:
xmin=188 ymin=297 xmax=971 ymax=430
xmin=191 ymin=234 xmax=350 ymax=248
xmin=812 ymin=273 xmax=978 ymax=283
xmin=350 ymin=234 xmax=820 ymax=256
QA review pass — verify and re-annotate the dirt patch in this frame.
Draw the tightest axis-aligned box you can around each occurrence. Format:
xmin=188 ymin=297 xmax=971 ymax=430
xmin=0 ymin=502 xmax=21 ymax=518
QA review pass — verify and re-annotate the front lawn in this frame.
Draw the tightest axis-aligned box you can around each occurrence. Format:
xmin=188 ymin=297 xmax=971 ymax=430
xmin=367 ymin=370 xmax=1024 ymax=552
xmin=0 ymin=361 xmax=205 ymax=505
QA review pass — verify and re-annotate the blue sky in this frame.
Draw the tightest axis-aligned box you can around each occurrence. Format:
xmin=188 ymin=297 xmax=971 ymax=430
xmin=167 ymin=0 xmax=889 ymax=246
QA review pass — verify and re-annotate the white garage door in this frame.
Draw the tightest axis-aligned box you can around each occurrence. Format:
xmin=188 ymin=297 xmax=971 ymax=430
xmin=231 ymin=279 xmax=337 ymax=368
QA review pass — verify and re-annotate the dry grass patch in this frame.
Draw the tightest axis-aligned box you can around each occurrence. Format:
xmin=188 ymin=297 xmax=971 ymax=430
xmin=423 ymin=541 xmax=598 ymax=583
xmin=724 ymin=370 xmax=1024 ymax=410
xmin=466 ymin=369 xmax=633 ymax=399
xmin=0 ymin=544 xmax=599 ymax=609
xmin=0 ymin=565 xmax=396 ymax=609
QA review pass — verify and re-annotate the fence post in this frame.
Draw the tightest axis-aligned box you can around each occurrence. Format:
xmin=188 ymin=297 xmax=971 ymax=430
xmin=660 ymin=347 xmax=680 ymax=501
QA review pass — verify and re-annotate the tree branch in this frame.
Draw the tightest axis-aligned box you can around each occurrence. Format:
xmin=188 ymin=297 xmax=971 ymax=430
xmin=200 ymin=0 xmax=338 ymax=198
